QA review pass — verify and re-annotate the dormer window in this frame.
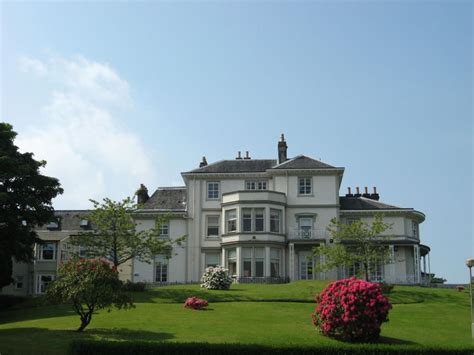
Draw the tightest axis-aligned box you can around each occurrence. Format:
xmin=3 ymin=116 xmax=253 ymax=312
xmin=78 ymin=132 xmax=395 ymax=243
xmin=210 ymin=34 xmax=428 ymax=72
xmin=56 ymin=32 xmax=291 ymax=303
xmin=46 ymin=221 xmax=60 ymax=230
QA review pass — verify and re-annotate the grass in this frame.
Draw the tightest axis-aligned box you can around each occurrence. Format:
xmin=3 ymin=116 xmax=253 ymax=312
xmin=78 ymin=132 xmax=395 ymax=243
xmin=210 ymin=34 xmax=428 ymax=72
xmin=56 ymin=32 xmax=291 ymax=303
xmin=0 ymin=281 xmax=473 ymax=354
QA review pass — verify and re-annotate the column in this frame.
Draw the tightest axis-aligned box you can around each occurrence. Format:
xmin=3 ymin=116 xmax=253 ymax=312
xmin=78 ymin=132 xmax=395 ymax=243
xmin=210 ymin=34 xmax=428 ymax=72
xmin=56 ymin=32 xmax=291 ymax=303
xmin=428 ymin=253 xmax=431 ymax=283
xmin=423 ymin=255 xmax=427 ymax=285
xmin=387 ymin=245 xmax=395 ymax=283
xmin=221 ymin=248 xmax=226 ymax=268
xmin=289 ymin=243 xmax=295 ymax=281
xmin=282 ymin=248 xmax=286 ymax=279
xmin=265 ymin=246 xmax=271 ymax=277
xmin=236 ymin=246 xmax=241 ymax=278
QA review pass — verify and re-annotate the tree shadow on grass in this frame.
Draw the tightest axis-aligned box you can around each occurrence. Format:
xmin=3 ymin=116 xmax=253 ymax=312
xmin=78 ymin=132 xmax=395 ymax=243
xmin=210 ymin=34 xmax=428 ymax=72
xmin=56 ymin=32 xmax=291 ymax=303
xmin=133 ymin=287 xmax=250 ymax=304
xmin=0 ymin=326 xmax=175 ymax=342
xmin=331 ymin=335 xmax=418 ymax=346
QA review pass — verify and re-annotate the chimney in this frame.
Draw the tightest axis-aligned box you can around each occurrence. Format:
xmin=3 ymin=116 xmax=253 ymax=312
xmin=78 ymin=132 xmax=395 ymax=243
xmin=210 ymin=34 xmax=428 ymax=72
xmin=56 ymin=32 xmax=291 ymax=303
xmin=278 ymin=133 xmax=288 ymax=164
xmin=136 ymin=184 xmax=149 ymax=204
xmin=236 ymin=151 xmax=242 ymax=160
xmin=199 ymin=156 xmax=208 ymax=167
xmin=244 ymin=151 xmax=251 ymax=160
xmin=354 ymin=186 xmax=362 ymax=197
xmin=370 ymin=186 xmax=380 ymax=201
xmin=346 ymin=187 xmax=353 ymax=197
xmin=362 ymin=186 xmax=371 ymax=198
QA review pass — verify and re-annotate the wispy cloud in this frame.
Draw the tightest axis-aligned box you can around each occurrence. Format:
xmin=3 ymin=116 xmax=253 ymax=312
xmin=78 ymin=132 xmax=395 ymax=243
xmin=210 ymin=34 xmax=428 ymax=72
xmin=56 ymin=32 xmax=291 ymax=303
xmin=16 ymin=54 xmax=156 ymax=209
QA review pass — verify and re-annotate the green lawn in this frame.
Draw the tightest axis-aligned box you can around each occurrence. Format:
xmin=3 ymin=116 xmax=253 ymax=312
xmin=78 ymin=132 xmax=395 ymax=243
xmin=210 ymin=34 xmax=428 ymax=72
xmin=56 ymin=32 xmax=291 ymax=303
xmin=0 ymin=281 xmax=473 ymax=354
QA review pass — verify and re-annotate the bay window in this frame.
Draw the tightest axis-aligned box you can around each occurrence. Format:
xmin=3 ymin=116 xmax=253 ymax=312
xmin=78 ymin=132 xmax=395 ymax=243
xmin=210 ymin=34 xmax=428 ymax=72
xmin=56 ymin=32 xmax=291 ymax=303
xmin=255 ymin=208 xmax=265 ymax=232
xmin=270 ymin=248 xmax=281 ymax=277
xmin=228 ymin=249 xmax=237 ymax=276
xmin=242 ymin=209 xmax=252 ymax=232
xmin=36 ymin=274 xmax=55 ymax=294
xmin=255 ymin=248 xmax=265 ymax=277
xmin=270 ymin=209 xmax=282 ymax=233
xmin=38 ymin=242 xmax=57 ymax=261
xmin=242 ymin=248 xmax=252 ymax=277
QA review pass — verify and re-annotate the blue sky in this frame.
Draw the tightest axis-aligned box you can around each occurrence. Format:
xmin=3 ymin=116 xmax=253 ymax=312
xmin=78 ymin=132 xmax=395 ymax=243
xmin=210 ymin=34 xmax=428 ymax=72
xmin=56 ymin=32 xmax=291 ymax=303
xmin=1 ymin=1 xmax=472 ymax=283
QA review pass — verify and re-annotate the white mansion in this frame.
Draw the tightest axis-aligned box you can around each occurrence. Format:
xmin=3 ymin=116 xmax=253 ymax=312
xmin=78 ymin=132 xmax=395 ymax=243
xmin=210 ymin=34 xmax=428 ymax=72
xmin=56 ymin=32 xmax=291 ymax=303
xmin=3 ymin=135 xmax=431 ymax=296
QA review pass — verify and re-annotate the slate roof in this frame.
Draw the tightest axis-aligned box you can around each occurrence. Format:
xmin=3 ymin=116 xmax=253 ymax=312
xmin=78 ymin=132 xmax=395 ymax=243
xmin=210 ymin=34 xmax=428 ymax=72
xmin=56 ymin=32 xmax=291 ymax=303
xmin=186 ymin=159 xmax=277 ymax=174
xmin=339 ymin=197 xmax=406 ymax=210
xmin=271 ymin=155 xmax=336 ymax=170
xmin=36 ymin=210 xmax=90 ymax=231
xmin=140 ymin=187 xmax=187 ymax=210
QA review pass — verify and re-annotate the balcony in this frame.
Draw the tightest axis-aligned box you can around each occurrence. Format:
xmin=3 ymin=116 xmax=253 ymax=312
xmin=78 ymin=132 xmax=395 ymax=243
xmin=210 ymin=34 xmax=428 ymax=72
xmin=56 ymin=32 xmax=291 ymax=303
xmin=287 ymin=228 xmax=328 ymax=241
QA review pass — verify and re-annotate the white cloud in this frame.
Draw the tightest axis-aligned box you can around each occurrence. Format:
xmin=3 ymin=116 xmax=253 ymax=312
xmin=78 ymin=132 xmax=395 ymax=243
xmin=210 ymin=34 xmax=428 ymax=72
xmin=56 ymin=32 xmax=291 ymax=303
xmin=16 ymin=55 xmax=156 ymax=209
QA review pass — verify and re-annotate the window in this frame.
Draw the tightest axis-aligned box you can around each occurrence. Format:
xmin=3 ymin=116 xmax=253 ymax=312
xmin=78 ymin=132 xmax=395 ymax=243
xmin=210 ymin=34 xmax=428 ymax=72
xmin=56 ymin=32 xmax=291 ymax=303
xmin=16 ymin=276 xmax=24 ymax=289
xmin=159 ymin=223 xmax=169 ymax=237
xmin=226 ymin=210 xmax=237 ymax=233
xmin=228 ymin=249 xmax=237 ymax=276
xmin=205 ymin=253 xmax=221 ymax=268
xmin=155 ymin=256 xmax=168 ymax=283
xmin=255 ymin=209 xmax=265 ymax=232
xmin=270 ymin=209 xmax=282 ymax=233
xmin=78 ymin=245 xmax=87 ymax=258
xmin=298 ymin=177 xmax=312 ymax=195
xmin=270 ymin=248 xmax=281 ymax=277
xmin=299 ymin=217 xmax=313 ymax=238
xmin=39 ymin=243 xmax=56 ymax=261
xmin=245 ymin=180 xmax=267 ymax=190
xmin=347 ymin=260 xmax=383 ymax=282
xmin=36 ymin=275 xmax=55 ymax=294
xmin=206 ymin=216 xmax=219 ymax=237
xmin=207 ymin=182 xmax=220 ymax=199
xmin=412 ymin=221 xmax=418 ymax=237
xmin=242 ymin=209 xmax=252 ymax=232
xmin=255 ymin=248 xmax=265 ymax=277
xmin=243 ymin=248 xmax=252 ymax=277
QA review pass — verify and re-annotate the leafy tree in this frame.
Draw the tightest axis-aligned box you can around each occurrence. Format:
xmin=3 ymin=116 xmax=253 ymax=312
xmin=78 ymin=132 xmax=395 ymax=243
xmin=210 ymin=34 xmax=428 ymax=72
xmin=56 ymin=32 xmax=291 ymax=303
xmin=70 ymin=197 xmax=185 ymax=267
xmin=46 ymin=258 xmax=133 ymax=332
xmin=0 ymin=123 xmax=63 ymax=288
xmin=314 ymin=214 xmax=392 ymax=282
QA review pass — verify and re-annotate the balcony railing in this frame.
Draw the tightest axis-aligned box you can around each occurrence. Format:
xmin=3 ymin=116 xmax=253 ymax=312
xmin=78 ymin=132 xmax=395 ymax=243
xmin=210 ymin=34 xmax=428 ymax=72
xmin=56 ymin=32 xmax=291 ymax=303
xmin=287 ymin=228 xmax=328 ymax=240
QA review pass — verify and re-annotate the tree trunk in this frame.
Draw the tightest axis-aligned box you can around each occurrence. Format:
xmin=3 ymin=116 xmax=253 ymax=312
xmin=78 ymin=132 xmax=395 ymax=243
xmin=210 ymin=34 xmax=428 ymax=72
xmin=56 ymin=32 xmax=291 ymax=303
xmin=364 ymin=262 xmax=370 ymax=282
xmin=77 ymin=312 xmax=92 ymax=332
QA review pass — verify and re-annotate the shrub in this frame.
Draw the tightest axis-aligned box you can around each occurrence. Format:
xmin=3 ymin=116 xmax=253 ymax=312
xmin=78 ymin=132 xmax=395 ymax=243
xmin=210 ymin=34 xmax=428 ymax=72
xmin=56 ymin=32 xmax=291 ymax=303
xmin=200 ymin=266 xmax=233 ymax=290
xmin=312 ymin=277 xmax=392 ymax=341
xmin=184 ymin=297 xmax=208 ymax=310
xmin=46 ymin=258 xmax=133 ymax=332
xmin=122 ymin=280 xmax=146 ymax=292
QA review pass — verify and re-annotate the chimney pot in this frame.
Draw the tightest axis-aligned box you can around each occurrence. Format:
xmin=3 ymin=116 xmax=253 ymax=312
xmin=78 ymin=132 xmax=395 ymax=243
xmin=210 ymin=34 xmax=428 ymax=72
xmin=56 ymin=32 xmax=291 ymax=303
xmin=199 ymin=156 xmax=208 ymax=167
xmin=244 ymin=151 xmax=251 ymax=159
xmin=362 ymin=186 xmax=371 ymax=198
xmin=236 ymin=151 xmax=242 ymax=160
xmin=370 ymin=186 xmax=380 ymax=201
xmin=136 ymin=184 xmax=149 ymax=204
xmin=354 ymin=186 xmax=362 ymax=197
xmin=278 ymin=133 xmax=288 ymax=164
xmin=346 ymin=187 xmax=353 ymax=197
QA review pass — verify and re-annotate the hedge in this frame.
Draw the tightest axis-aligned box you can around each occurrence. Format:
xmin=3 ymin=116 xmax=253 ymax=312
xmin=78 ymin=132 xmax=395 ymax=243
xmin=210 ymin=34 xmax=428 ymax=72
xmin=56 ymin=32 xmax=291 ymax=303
xmin=69 ymin=340 xmax=474 ymax=355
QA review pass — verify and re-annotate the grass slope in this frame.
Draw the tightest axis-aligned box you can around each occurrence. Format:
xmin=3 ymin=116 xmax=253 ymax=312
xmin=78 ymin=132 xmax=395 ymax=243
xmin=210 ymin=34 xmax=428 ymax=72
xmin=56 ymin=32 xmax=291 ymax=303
xmin=0 ymin=281 xmax=472 ymax=354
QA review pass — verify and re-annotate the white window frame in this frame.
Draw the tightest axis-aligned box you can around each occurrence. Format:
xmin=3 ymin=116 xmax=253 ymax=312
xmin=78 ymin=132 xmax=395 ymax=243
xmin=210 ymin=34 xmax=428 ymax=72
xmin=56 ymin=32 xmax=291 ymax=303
xmin=245 ymin=180 xmax=268 ymax=191
xmin=159 ymin=222 xmax=169 ymax=237
xmin=205 ymin=253 xmax=221 ymax=268
xmin=155 ymin=256 xmax=169 ymax=283
xmin=241 ymin=208 xmax=266 ymax=233
xmin=298 ymin=177 xmax=312 ymax=196
xmin=226 ymin=209 xmax=237 ymax=233
xmin=36 ymin=274 xmax=55 ymax=294
xmin=298 ymin=217 xmax=313 ymax=238
xmin=207 ymin=181 xmax=220 ymax=200
xmin=270 ymin=248 xmax=281 ymax=277
xmin=38 ymin=242 xmax=57 ymax=261
xmin=206 ymin=215 xmax=220 ymax=237
xmin=270 ymin=209 xmax=282 ymax=233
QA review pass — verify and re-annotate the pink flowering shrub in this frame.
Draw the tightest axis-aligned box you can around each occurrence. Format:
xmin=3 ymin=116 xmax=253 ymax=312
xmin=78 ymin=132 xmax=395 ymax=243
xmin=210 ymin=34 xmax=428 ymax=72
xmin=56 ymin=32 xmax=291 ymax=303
xmin=184 ymin=297 xmax=209 ymax=310
xmin=312 ymin=277 xmax=392 ymax=341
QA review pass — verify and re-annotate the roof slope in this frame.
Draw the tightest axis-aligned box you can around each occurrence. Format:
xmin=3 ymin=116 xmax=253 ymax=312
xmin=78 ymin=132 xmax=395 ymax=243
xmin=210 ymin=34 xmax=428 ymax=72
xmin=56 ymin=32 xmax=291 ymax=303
xmin=140 ymin=187 xmax=187 ymax=210
xmin=272 ymin=155 xmax=335 ymax=169
xmin=339 ymin=196 xmax=405 ymax=210
xmin=186 ymin=159 xmax=277 ymax=174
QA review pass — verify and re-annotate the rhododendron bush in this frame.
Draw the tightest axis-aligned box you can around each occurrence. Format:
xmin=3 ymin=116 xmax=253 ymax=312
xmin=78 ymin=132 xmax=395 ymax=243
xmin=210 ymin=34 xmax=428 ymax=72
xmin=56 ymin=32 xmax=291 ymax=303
xmin=312 ymin=277 xmax=391 ymax=341
xmin=200 ymin=266 xmax=233 ymax=290
xmin=184 ymin=297 xmax=208 ymax=310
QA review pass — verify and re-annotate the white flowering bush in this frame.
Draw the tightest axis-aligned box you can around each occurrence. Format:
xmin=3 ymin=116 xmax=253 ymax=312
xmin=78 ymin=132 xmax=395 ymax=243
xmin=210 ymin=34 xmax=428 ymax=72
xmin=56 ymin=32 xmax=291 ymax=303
xmin=200 ymin=266 xmax=233 ymax=290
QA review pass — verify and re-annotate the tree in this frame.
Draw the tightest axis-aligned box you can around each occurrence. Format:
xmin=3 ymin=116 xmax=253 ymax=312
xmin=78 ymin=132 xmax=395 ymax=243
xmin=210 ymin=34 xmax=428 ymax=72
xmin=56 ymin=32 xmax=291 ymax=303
xmin=0 ymin=123 xmax=63 ymax=288
xmin=46 ymin=258 xmax=133 ymax=332
xmin=314 ymin=214 xmax=392 ymax=282
xmin=70 ymin=197 xmax=185 ymax=267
